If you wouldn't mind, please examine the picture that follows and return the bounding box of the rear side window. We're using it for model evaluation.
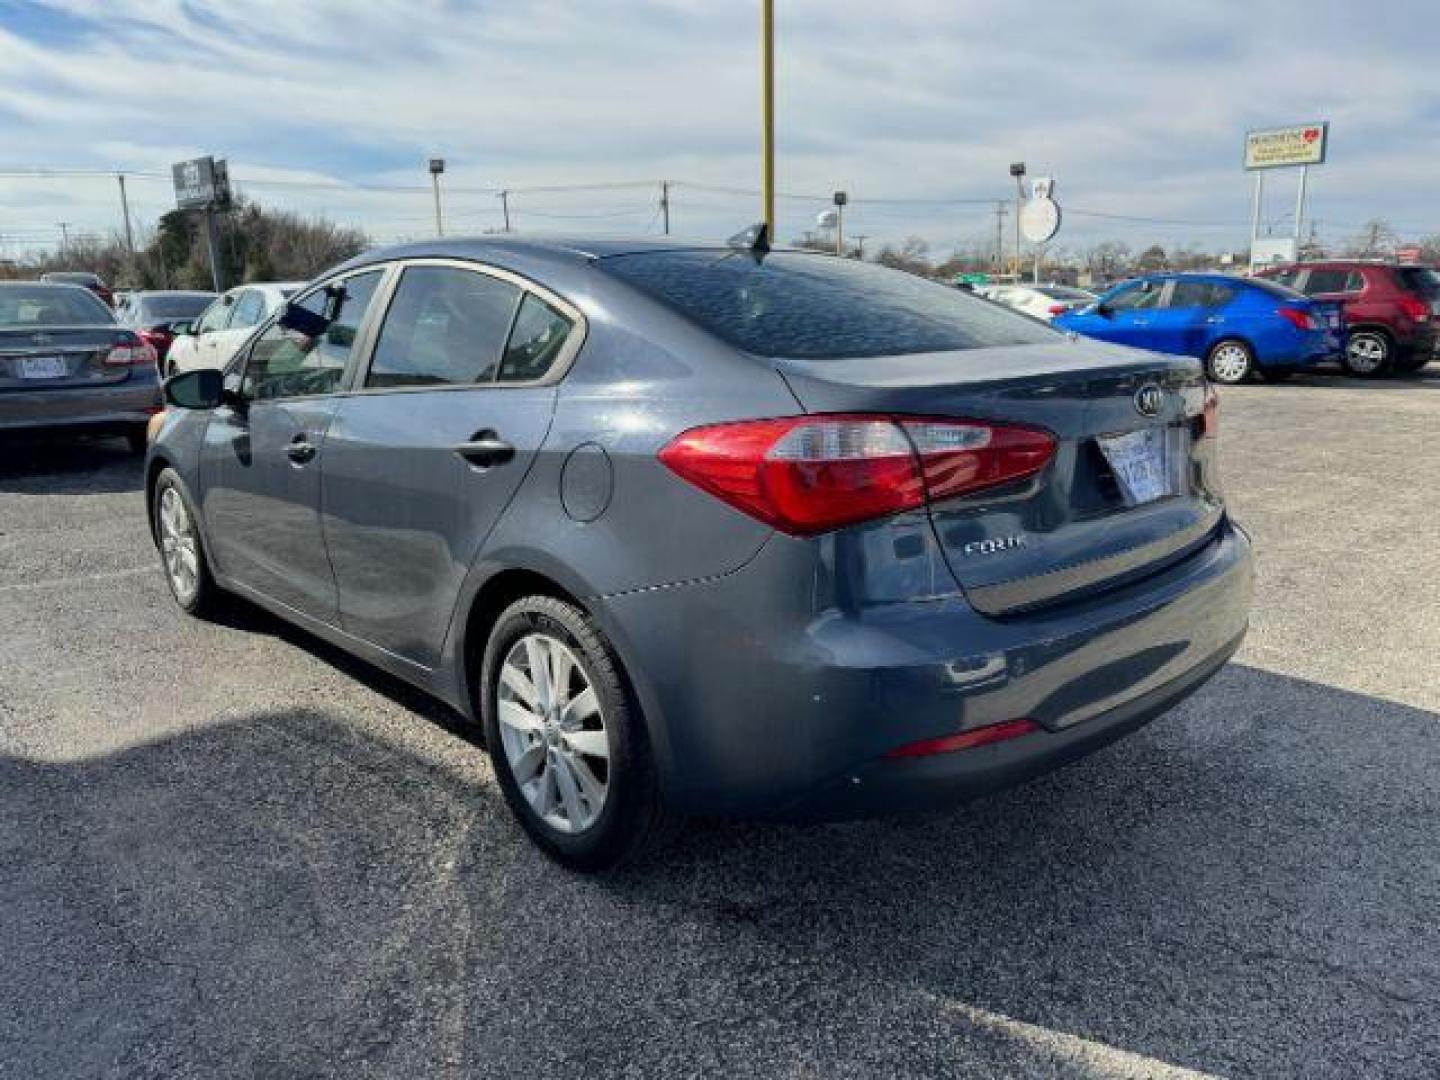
[1397,267,1440,297]
[367,266,522,388]
[500,294,574,382]
[1302,269,1360,295]
[600,251,1056,359]
[1167,281,1234,309]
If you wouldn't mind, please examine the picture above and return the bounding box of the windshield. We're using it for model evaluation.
[600,250,1058,359]
[0,285,115,327]
[44,272,102,287]
[141,294,215,320]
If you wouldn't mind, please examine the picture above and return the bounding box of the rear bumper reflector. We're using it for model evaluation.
[885,718,1040,759]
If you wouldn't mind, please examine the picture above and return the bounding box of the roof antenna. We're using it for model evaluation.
[727,221,770,260]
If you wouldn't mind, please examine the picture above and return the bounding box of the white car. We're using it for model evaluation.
[165,281,303,374]
[975,283,1098,322]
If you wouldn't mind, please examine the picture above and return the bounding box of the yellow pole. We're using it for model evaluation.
[761,0,775,239]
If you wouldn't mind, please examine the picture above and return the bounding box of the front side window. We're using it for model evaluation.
[366,266,522,388]
[230,290,266,328]
[242,270,383,401]
[197,297,234,334]
[601,250,1056,359]
[1105,281,1165,311]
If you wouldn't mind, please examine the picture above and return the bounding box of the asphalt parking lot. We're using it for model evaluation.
[3,369,1438,1079]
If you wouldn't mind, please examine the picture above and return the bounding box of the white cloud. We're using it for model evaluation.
[2,0,1437,259]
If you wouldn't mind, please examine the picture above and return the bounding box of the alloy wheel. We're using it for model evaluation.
[1209,342,1251,383]
[497,632,610,834]
[1346,334,1387,376]
[158,486,200,604]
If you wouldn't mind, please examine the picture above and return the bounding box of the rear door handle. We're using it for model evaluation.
[454,431,515,468]
[286,435,317,464]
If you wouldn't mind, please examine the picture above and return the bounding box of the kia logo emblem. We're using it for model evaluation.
[1134,383,1164,417]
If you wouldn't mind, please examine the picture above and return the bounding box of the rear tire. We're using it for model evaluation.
[1342,330,1393,377]
[1205,339,1255,384]
[152,468,220,617]
[480,595,677,871]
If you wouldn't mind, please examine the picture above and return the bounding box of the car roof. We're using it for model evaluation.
[329,234,797,278]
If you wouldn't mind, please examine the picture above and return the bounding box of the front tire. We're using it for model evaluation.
[1205,339,1255,384]
[152,468,219,616]
[1342,330,1393,377]
[480,596,676,871]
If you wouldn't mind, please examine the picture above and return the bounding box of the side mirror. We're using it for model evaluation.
[164,368,225,410]
[1095,303,1114,318]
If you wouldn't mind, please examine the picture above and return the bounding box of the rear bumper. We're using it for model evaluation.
[0,374,160,432]
[597,516,1254,819]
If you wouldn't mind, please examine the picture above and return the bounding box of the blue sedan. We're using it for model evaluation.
[1055,273,1342,384]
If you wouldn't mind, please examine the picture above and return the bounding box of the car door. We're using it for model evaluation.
[1070,280,1166,347]
[1148,280,1234,357]
[321,260,582,667]
[198,270,386,620]
[172,294,233,371]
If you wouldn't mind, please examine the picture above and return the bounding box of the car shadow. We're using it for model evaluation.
[0,434,145,493]
[3,663,1436,1077]
[1250,364,1440,390]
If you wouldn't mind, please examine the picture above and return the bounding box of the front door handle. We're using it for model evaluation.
[287,435,317,464]
[454,430,515,468]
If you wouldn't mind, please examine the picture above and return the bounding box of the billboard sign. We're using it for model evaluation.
[1250,237,1297,267]
[1244,123,1328,170]
[172,156,232,210]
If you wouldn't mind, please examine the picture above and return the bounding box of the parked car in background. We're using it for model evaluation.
[149,237,1252,869]
[165,281,302,375]
[1258,261,1438,376]
[975,283,1098,321]
[0,282,159,451]
[40,271,114,308]
[115,290,217,367]
[1055,272,1342,384]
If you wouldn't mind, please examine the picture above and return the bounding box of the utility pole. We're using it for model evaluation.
[116,173,135,253]
[1009,162,1027,282]
[760,0,776,240]
[1247,172,1264,273]
[498,190,511,232]
[993,201,1008,272]
[203,209,223,292]
[660,181,671,235]
[56,222,71,255]
[428,158,446,238]
[1293,165,1308,257]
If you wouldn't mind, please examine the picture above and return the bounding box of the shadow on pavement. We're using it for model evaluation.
[0,434,145,494]
[2,664,1436,1077]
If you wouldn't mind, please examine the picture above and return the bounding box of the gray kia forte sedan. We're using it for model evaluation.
[147,236,1253,869]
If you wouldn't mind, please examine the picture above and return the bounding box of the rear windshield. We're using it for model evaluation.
[1245,276,1307,300]
[1397,267,1440,297]
[600,250,1058,358]
[0,286,115,327]
[140,294,215,319]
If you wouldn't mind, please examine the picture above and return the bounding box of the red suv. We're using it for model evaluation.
[1259,261,1439,376]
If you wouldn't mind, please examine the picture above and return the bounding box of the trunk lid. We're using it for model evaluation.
[775,338,1224,615]
[0,326,136,391]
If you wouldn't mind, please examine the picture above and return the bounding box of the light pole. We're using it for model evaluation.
[428,158,445,238]
[760,0,775,241]
[1009,162,1026,281]
[833,190,847,255]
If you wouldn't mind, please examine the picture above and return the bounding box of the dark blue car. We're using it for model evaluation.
[1055,273,1341,384]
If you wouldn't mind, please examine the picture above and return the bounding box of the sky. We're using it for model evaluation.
[2,0,1438,261]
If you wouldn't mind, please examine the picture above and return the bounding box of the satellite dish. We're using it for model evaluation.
[816,208,839,229]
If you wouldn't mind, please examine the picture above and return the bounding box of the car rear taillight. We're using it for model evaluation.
[1047,303,1069,316]
[1277,307,1316,331]
[103,336,158,367]
[1398,294,1430,323]
[658,414,1056,536]
[885,718,1041,759]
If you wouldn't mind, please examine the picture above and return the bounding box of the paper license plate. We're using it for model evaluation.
[1098,427,1174,506]
[19,355,67,379]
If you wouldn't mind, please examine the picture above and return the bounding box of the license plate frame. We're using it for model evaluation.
[1098,426,1177,507]
[18,355,67,380]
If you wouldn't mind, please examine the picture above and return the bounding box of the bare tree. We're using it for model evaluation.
[1344,219,1399,259]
